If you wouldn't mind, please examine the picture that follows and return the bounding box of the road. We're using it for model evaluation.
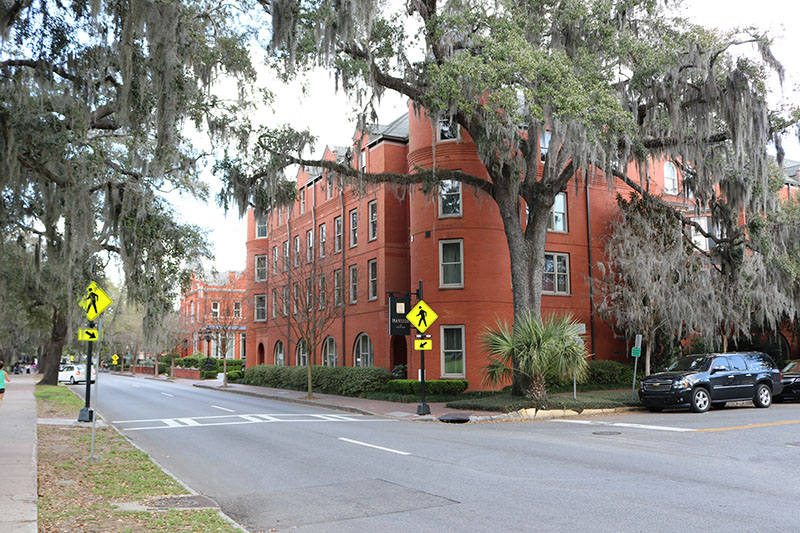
[79,373,800,532]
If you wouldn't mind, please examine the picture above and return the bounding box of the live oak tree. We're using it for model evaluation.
[0,1,256,383]
[217,0,796,394]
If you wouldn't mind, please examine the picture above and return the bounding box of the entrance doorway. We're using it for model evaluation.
[390,336,408,375]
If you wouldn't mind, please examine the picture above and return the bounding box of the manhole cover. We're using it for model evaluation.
[438,413,471,424]
[142,495,218,509]
[787,442,800,447]
[593,431,622,436]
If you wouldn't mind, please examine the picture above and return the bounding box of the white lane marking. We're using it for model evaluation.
[132,384,141,388]
[338,437,411,456]
[161,392,174,397]
[553,419,695,432]
[238,415,262,423]
[112,413,394,430]
[162,419,182,427]
[211,405,235,413]
[177,417,200,426]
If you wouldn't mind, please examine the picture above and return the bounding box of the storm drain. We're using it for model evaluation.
[115,494,219,512]
[592,431,622,436]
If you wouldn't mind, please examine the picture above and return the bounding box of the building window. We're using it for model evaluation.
[300,187,306,213]
[540,131,551,162]
[274,341,284,366]
[292,282,299,314]
[354,333,374,367]
[543,252,570,294]
[282,286,289,316]
[190,302,195,323]
[305,278,312,311]
[334,216,343,253]
[272,246,279,274]
[326,175,334,200]
[664,161,679,194]
[293,236,300,267]
[439,239,464,288]
[296,340,308,366]
[254,295,266,321]
[278,205,283,225]
[306,229,313,263]
[283,240,289,271]
[319,275,326,309]
[438,119,459,141]
[256,216,268,238]
[211,301,220,318]
[359,149,366,172]
[349,209,358,247]
[368,259,377,301]
[334,269,342,306]
[690,216,711,251]
[441,325,465,378]
[368,200,377,240]
[349,265,358,303]
[439,179,462,217]
[548,192,567,232]
[322,336,337,367]
[255,254,267,282]
[271,289,277,318]
[240,332,246,359]
[319,223,327,257]
[233,302,242,318]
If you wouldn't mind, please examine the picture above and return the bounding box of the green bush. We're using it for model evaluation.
[587,360,633,385]
[157,363,167,374]
[201,370,219,379]
[385,379,469,395]
[243,365,391,396]
[226,370,243,381]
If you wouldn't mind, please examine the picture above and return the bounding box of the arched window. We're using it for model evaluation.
[354,333,374,367]
[274,341,285,366]
[664,162,678,194]
[257,342,265,365]
[296,340,308,366]
[322,336,337,367]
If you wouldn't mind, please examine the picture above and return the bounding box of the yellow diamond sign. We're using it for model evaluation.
[77,281,112,321]
[406,300,438,334]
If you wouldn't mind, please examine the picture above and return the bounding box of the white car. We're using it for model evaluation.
[58,364,96,384]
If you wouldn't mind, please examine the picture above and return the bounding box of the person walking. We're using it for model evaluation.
[0,361,10,408]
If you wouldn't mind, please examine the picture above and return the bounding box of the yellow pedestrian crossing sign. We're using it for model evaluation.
[414,339,433,351]
[77,281,112,321]
[112,354,119,364]
[406,300,438,334]
[78,328,100,342]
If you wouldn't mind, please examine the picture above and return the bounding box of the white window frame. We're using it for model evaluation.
[283,240,289,271]
[543,252,570,295]
[368,258,378,301]
[664,161,679,195]
[334,269,342,307]
[256,216,268,238]
[334,216,343,253]
[272,246,279,274]
[278,205,283,225]
[349,264,358,304]
[691,216,711,251]
[282,286,288,316]
[274,341,285,366]
[296,340,308,366]
[326,175,333,200]
[211,301,220,318]
[437,119,460,142]
[349,209,358,247]
[439,239,464,289]
[319,223,327,258]
[353,333,374,367]
[255,254,268,281]
[271,289,277,318]
[441,325,466,378]
[540,131,551,162]
[254,295,266,322]
[293,282,299,314]
[300,187,306,213]
[233,302,242,318]
[293,236,300,267]
[305,277,312,311]
[368,200,378,241]
[322,336,337,367]
[547,192,568,232]
[359,149,366,172]
[306,229,313,263]
[439,179,462,218]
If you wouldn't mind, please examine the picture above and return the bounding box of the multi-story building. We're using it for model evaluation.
[178,271,247,360]
[242,105,710,389]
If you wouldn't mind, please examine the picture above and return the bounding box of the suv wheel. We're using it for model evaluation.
[691,387,710,413]
[753,383,772,408]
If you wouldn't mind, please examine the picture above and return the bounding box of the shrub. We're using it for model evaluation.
[587,360,633,385]
[201,370,219,379]
[223,359,244,371]
[226,370,243,381]
[242,365,391,396]
[385,379,468,396]
[391,364,407,379]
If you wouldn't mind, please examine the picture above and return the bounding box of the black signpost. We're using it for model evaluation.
[78,320,95,422]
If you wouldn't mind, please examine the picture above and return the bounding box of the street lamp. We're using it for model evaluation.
[203,328,213,372]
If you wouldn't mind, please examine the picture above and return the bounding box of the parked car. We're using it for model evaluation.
[638,352,783,413]
[58,364,97,384]
[775,360,800,402]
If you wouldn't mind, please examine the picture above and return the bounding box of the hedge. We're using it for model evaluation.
[243,365,392,396]
[201,370,219,379]
[226,370,243,381]
[385,379,469,396]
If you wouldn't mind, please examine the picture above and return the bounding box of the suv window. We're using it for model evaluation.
[711,357,731,371]
[745,353,775,371]
[728,355,747,371]
[668,356,712,372]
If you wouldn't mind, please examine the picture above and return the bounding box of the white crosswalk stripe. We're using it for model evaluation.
[112,413,393,431]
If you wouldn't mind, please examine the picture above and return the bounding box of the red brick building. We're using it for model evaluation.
[243,105,712,389]
[179,271,247,360]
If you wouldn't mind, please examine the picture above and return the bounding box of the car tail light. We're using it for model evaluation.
[779,370,782,381]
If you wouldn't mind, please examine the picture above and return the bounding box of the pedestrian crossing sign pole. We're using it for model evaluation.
[76,281,113,423]
[405,281,438,415]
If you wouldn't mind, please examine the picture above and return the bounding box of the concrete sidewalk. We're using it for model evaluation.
[0,375,38,533]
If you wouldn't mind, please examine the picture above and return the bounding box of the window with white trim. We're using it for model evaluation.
[359,149,366,172]
[274,341,285,366]
[233,302,241,318]
[334,269,342,307]
[322,336,337,367]
[300,187,306,213]
[690,216,711,251]
[354,333,374,367]
[296,340,308,366]
[334,216,343,253]
[211,301,220,318]
[368,259,378,300]
[664,161,679,194]
[255,254,267,281]
[305,278,312,311]
[272,246,278,274]
[547,192,567,232]
[319,223,326,257]
[278,205,283,225]
[293,235,300,267]
[439,180,462,217]
[254,295,266,321]
[368,200,377,240]
[318,274,326,309]
[306,229,313,263]
[326,176,333,200]
[271,289,277,318]
[349,209,358,247]
[439,239,464,288]
[543,252,570,294]
[283,240,289,271]
[292,282,299,314]
[282,286,288,316]
[438,119,459,141]
[540,131,551,162]
[256,216,268,238]
[441,325,465,377]
[349,265,358,303]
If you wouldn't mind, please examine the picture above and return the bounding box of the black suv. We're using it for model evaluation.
[639,352,783,413]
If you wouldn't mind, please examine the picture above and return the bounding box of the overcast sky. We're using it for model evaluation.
[178,0,800,276]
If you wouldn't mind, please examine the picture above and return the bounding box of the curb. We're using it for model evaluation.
[468,406,641,423]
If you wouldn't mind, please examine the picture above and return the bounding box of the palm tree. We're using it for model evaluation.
[482,313,590,406]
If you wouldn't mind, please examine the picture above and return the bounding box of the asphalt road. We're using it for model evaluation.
[77,373,800,532]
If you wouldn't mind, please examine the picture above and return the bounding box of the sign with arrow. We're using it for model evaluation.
[414,339,432,351]
[405,300,438,334]
[112,354,119,365]
[78,328,100,342]
[77,281,112,321]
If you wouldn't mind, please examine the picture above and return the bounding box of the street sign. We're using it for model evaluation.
[414,339,433,351]
[78,328,100,342]
[388,294,411,335]
[406,300,438,334]
[631,347,641,358]
[112,354,119,364]
[77,281,112,321]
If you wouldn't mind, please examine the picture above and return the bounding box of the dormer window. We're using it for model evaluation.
[438,119,459,141]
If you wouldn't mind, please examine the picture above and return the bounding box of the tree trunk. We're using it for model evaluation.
[38,306,67,386]
[645,330,655,377]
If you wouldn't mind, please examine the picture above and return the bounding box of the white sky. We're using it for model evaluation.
[177,0,800,276]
